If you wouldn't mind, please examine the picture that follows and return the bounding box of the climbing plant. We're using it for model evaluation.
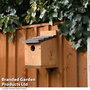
[0,0,29,41]
[1,0,90,52]
[26,0,90,52]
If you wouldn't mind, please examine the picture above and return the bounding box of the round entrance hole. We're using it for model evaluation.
[31,45,35,51]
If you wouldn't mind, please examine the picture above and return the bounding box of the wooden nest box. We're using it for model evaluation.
[22,30,58,68]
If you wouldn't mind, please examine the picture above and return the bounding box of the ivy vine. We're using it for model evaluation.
[1,0,90,52]
[26,0,90,52]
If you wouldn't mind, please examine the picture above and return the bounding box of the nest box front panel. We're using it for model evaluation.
[25,44,41,67]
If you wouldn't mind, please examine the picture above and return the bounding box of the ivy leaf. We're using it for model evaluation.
[16,0,23,5]
[65,34,75,42]
[83,31,90,38]
[84,1,88,8]
[62,0,69,5]
[58,24,69,35]
[49,17,53,25]
[58,24,63,35]
[78,46,86,52]
[58,11,63,20]
[71,43,80,50]
[31,12,36,17]
[4,17,9,28]
[10,15,19,20]
[40,8,46,19]
[25,15,30,23]
[82,15,89,24]
[75,24,83,38]
[74,14,82,22]
[8,34,14,42]
[69,28,75,35]
[53,12,58,17]
[67,3,72,9]
[78,7,86,13]
[29,18,36,25]
[3,28,6,35]
[68,20,76,29]
[68,12,74,19]
[71,44,75,50]
[75,43,81,50]
[9,25,16,34]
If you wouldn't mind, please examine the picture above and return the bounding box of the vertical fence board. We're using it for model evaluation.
[16,29,27,86]
[63,37,78,87]
[49,25,63,87]
[0,33,7,87]
[7,33,16,85]
[26,27,38,87]
[79,52,87,87]
[37,26,50,87]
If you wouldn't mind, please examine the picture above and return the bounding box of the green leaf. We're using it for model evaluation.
[67,3,72,9]
[40,8,46,19]
[27,9,31,14]
[74,14,82,21]
[58,11,63,20]
[58,24,69,35]
[78,46,86,52]
[25,15,30,23]
[8,34,14,42]
[83,31,90,38]
[32,12,36,17]
[69,28,75,35]
[16,0,23,5]
[49,17,53,26]
[75,43,81,50]
[71,44,75,50]
[68,20,76,29]
[3,28,6,35]
[68,12,74,19]
[58,24,63,35]
[62,0,69,5]
[10,15,19,20]
[53,12,58,17]
[9,25,16,34]
[4,17,9,28]
[75,24,83,38]
[82,15,89,24]
[84,1,88,8]
[78,7,86,13]
[65,34,75,42]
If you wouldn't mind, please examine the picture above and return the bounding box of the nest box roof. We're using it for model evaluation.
[22,35,56,44]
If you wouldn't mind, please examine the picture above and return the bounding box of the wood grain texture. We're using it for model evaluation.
[78,52,87,87]
[63,37,78,87]
[49,25,64,87]
[26,27,38,87]
[0,33,7,87]
[37,26,50,87]
[7,33,16,85]
[16,29,27,87]
[38,69,49,87]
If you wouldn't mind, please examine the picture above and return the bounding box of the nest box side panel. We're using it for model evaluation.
[25,44,41,67]
[41,37,58,67]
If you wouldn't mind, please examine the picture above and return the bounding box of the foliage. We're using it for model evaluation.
[0,0,29,41]
[26,0,90,52]
[0,0,90,52]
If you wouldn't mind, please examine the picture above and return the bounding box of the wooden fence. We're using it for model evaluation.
[0,23,87,87]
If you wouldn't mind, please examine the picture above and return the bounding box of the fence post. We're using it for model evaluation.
[87,28,90,87]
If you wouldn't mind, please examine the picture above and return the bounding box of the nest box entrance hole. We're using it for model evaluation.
[31,45,35,51]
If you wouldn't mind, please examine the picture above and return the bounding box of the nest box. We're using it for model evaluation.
[22,30,58,68]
